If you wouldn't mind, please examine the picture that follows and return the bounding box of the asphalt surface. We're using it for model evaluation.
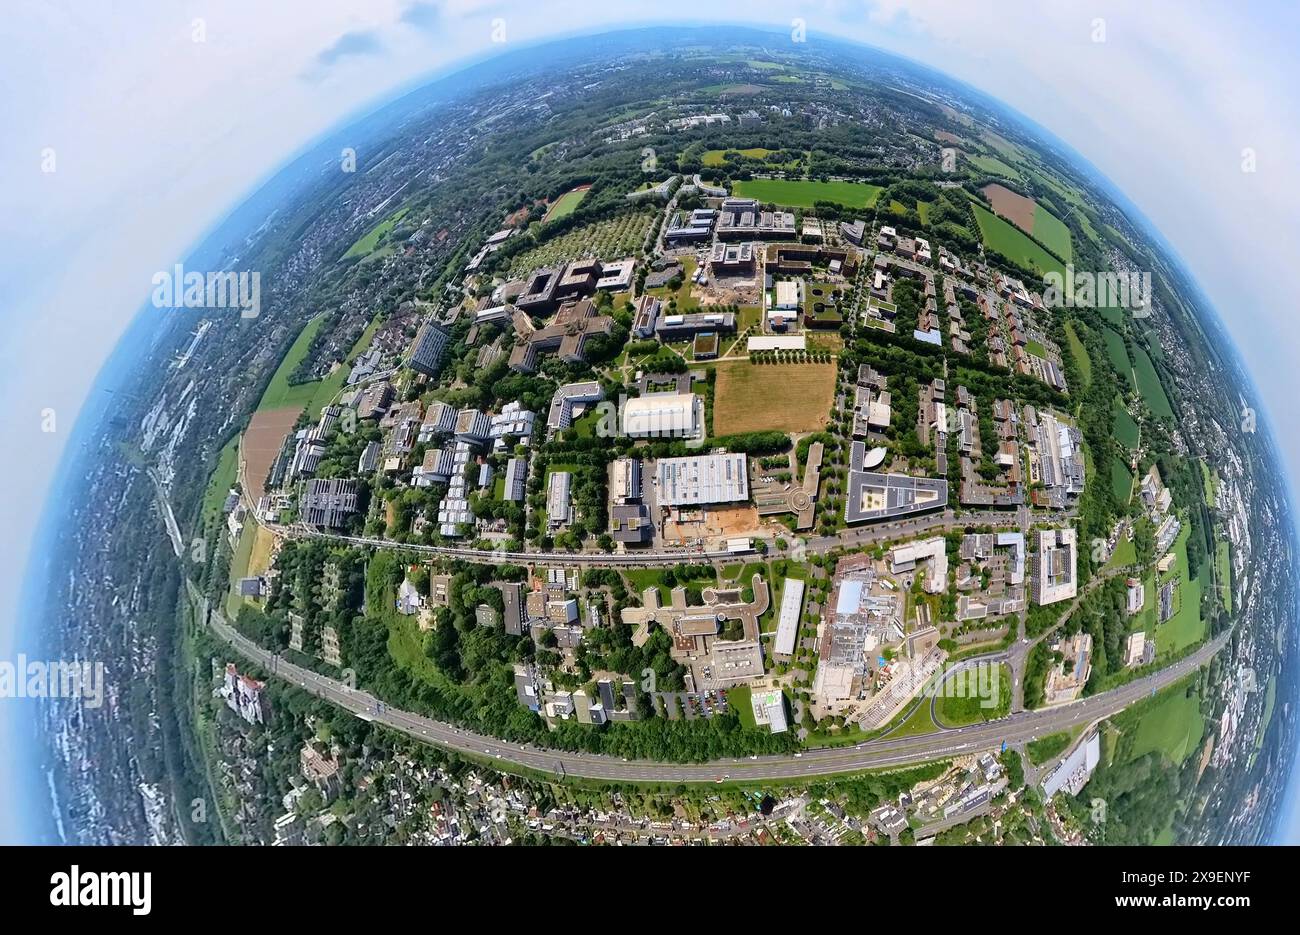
[191,578,1225,784]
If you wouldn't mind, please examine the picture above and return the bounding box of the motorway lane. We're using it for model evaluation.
[192,578,1225,784]
[265,507,1027,569]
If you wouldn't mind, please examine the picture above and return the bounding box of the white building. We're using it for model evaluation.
[622,393,703,439]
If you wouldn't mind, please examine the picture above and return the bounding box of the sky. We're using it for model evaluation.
[2,1,1298,842]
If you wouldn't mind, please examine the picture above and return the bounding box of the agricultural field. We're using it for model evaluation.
[1154,527,1207,655]
[509,209,657,274]
[343,206,409,259]
[966,153,1022,181]
[981,183,1036,231]
[713,361,837,435]
[1032,203,1074,262]
[732,177,883,209]
[1131,343,1174,418]
[542,185,589,222]
[1110,456,1133,504]
[1113,398,1140,448]
[981,183,1073,260]
[1064,321,1091,386]
[971,203,1065,278]
[1102,326,1133,388]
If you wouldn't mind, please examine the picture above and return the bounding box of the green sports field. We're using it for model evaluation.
[543,186,589,221]
[732,178,883,209]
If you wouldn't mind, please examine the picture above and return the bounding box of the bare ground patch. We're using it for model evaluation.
[982,183,1037,234]
[242,406,301,503]
[713,361,837,435]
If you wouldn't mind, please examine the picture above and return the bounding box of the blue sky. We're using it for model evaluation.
[2,1,1298,842]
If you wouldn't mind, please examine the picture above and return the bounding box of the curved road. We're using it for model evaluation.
[191,579,1224,783]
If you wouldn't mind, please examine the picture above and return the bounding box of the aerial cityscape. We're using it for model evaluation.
[4,5,1299,867]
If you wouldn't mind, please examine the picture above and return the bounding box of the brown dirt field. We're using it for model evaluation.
[247,525,279,577]
[242,406,302,503]
[982,183,1037,234]
[934,130,963,145]
[664,504,760,543]
[713,362,837,435]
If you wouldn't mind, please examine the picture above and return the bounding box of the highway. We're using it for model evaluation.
[262,505,1030,569]
[191,578,1225,784]
[155,476,1219,784]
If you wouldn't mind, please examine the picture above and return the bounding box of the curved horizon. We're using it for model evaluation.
[4,5,1298,845]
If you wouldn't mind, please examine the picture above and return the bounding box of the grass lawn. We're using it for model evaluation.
[201,436,240,533]
[645,256,700,311]
[224,520,257,618]
[621,567,674,604]
[1154,526,1206,655]
[257,311,384,416]
[1199,460,1219,508]
[1113,398,1140,449]
[344,207,408,259]
[1216,539,1232,614]
[1102,327,1133,389]
[1127,688,1204,766]
[543,186,589,222]
[1064,321,1091,387]
[1110,456,1133,504]
[1131,343,1174,418]
[256,315,327,411]
[246,525,277,577]
[703,147,774,166]
[1256,676,1277,749]
[966,153,1022,180]
[1027,730,1075,765]
[1105,533,1137,570]
[934,663,1011,725]
[1031,203,1073,262]
[732,178,883,209]
[713,361,836,435]
[728,685,755,728]
[971,203,1065,278]
[1025,338,1048,358]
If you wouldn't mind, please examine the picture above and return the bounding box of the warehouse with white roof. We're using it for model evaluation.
[621,392,703,439]
[773,578,805,657]
[655,453,749,506]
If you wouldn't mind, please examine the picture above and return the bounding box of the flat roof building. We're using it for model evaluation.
[299,478,360,528]
[655,452,749,506]
[408,318,451,378]
[844,441,947,524]
[1035,527,1078,605]
[622,393,703,439]
[774,578,805,657]
[546,471,573,530]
